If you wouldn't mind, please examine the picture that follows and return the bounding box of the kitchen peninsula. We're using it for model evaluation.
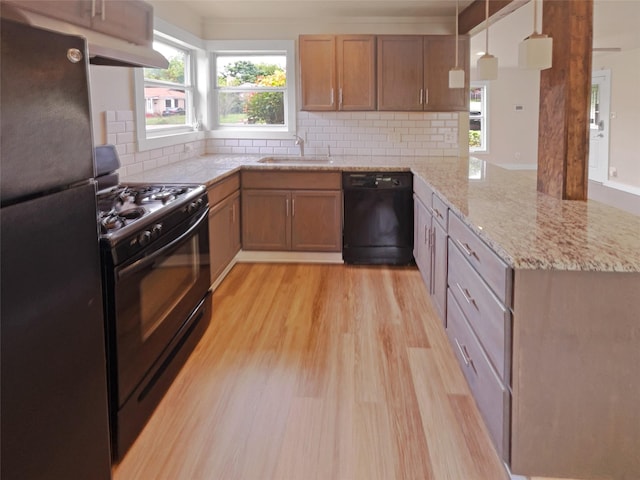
[124,154,640,480]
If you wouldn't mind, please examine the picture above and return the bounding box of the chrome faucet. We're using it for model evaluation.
[293,134,304,157]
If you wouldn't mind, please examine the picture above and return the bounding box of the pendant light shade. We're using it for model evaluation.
[449,68,465,88]
[518,0,553,70]
[477,0,498,80]
[448,0,465,89]
[477,54,498,80]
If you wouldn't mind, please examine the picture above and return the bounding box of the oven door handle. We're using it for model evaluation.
[117,207,209,280]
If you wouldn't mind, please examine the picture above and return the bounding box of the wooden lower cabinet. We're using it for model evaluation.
[241,189,290,251]
[290,191,341,251]
[207,174,241,284]
[208,191,241,282]
[241,171,342,253]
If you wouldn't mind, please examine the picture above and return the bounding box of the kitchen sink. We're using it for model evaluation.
[257,155,333,164]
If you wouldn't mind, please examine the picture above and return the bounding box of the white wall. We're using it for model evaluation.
[89,66,133,145]
[469,68,540,169]
[592,48,640,189]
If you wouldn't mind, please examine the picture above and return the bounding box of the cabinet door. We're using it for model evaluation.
[10,1,92,27]
[424,35,470,112]
[291,190,342,252]
[377,36,423,111]
[208,191,240,283]
[413,196,433,291]
[242,190,290,251]
[230,193,241,256]
[337,35,376,111]
[300,35,336,111]
[92,0,153,46]
[432,219,448,323]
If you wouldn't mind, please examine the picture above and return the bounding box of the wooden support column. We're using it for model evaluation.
[537,0,593,200]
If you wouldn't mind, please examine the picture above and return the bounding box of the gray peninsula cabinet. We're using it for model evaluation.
[414,175,640,479]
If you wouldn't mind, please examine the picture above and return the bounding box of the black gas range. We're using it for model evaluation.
[97,183,207,264]
[95,146,212,461]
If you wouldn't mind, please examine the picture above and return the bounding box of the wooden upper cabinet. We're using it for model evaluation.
[378,35,469,112]
[300,34,376,111]
[8,0,153,46]
[300,35,337,111]
[377,36,424,111]
[91,0,153,47]
[424,35,470,112]
[336,35,376,111]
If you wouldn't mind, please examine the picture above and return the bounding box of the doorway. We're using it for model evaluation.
[588,70,611,183]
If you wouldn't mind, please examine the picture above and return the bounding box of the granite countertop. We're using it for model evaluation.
[123,154,640,273]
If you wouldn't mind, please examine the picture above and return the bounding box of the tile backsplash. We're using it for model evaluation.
[105,110,460,177]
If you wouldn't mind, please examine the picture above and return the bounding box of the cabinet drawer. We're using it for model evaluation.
[448,213,511,305]
[242,171,341,190]
[208,173,240,205]
[432,194,448,230]
[413,175,433,209]
[446,289,510,461]
[448,239,510,381]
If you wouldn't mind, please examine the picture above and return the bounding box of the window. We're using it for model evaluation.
[142,37,194,134]
[209,41,296,139]
[469,83,488,152]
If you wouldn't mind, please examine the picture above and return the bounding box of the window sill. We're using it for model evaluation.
[207,127,295,140]
[138,130,205,151]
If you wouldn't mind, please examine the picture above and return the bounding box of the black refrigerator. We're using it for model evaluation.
[1,18,112,480]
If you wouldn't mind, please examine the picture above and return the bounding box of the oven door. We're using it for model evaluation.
[113,207,210,408]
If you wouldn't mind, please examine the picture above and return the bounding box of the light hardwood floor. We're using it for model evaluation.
[112,263,568,480]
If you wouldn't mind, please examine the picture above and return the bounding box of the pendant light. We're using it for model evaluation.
[518,0,553,69]
[448,0,465,88]
[477,0,498,80]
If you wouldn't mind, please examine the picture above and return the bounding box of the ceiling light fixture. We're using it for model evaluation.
[448,0,465,89]
[518,0,553,69]
[477,0,498,80]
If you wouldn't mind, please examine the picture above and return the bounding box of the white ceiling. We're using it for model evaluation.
[469,0,640,67]
[168,0,475,20]
[168,0,640,65]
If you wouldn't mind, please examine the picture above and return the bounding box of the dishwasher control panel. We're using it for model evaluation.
[343,172,412,189]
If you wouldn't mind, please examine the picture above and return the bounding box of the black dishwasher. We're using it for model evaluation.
[342,172,414,265]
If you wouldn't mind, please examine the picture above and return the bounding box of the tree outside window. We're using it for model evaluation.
[215,55,286,126]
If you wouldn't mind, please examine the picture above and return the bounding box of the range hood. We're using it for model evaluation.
[1,5,168,69]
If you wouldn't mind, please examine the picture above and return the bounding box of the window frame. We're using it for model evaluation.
[469,82,489,153]
[134,19,205,151]
[207,40,297,140]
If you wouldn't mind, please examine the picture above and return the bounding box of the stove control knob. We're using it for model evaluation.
[138,230,152,247]
[187,200,200,214]
[152,223,163,237]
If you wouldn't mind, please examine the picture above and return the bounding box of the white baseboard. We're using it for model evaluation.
[236,250,344,264]
[602,179,640,196]
[209,255,240,292]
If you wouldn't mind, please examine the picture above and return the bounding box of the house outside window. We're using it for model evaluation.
[142,38,193,132]
[208,40,296,139]
[470,83,488,152]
